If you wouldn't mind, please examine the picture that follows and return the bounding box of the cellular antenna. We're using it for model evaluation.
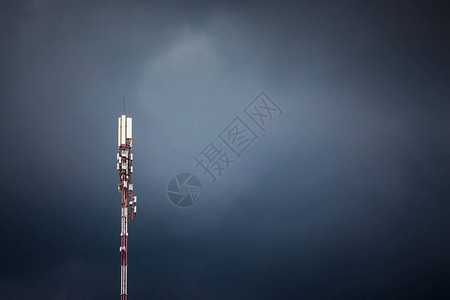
[117,110,136,300]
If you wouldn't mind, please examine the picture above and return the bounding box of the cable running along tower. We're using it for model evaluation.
[117,112,137,300]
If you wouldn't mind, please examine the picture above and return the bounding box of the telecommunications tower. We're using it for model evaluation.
[117,113,137,300]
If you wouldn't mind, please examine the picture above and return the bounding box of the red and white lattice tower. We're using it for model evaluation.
[117,114,137,300]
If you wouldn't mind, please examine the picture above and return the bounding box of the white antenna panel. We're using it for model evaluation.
[126,117,132,139]
[121,115,126,145]
[117,117,121,147]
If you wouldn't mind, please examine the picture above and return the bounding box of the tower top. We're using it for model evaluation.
[118,115,132,148]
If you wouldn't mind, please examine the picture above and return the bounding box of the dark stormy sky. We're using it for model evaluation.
[1,1,449,299]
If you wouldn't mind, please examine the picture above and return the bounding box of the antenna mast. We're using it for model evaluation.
[117,108,137,300]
